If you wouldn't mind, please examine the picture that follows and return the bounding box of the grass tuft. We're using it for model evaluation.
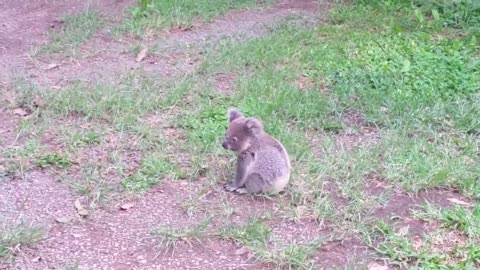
[37,8,104,56]
[0,221,45,260]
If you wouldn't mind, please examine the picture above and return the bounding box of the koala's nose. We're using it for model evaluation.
[222,140,228,149]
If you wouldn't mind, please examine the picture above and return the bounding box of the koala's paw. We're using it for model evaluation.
[235,187,248,194]
[224,183,238,192]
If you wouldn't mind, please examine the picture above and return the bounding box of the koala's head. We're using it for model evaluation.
[222,108,264,152]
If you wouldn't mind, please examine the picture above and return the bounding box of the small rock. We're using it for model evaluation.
[368,262,389,270]
[44,63,59,70]
[136,48,148,62]
[120,202,135,210]
[55,217,72,223]
[13,108,28,117]
[234,247,249,256]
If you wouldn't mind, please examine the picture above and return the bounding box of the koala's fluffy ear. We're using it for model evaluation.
[227,108,243,123]
[245,118,263,134]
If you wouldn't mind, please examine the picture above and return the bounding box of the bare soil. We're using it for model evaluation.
[0,0,471,269]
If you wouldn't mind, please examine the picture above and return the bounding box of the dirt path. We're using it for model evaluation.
[0,0,132,84]
[0,1,344,269]
[1,0,329,87]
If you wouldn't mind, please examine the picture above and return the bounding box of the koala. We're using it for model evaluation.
[222,108,291,194]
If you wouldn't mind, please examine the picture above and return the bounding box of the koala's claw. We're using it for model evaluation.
[224,183,237,192]
[235,188,248,194]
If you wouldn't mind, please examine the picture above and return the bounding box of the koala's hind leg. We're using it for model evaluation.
[243,173,267,193]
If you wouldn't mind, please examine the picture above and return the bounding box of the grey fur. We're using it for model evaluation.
[222,109,291,194]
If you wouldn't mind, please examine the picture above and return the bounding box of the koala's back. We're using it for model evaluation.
[250,135,290,191]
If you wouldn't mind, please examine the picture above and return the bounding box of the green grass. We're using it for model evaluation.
[36,152,71,169]
[0,221,45,259]
[2,139,43,180]
[362,217,480,269]
[414,202,480,239]
[256,240,323,270]
[220,218,323,269]
[152,217,212,251]
[12,73,190,129]
[118,0,267,37]
[37,9,104,56]
[67,164,116,207]
[6,0,480,268]
[220,217,271,249]
[121,155,179,192]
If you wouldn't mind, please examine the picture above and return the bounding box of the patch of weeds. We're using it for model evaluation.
[69,130,102,148]
[69,165,115,207]
[152,217,212,251]
[118,0,265,37]
[413,202,480,239]
[37,9,104,56]
[220,217,271,250]
[0,220,45,259]
[412,0,480,30]
[37,74,190,129]
[257,241,322,270]
[121,156,176,192]
[36,152,71,169]
[331,34,480,131]
[180,104,228,151]
[180,187,212,218]
[2,140,44,179]
[362,219,480,269]
[379,131,479,193]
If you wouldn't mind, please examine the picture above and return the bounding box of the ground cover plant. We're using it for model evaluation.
[0,0,478,268]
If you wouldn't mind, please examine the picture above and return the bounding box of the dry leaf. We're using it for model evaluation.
[45,63,59,70]
[368,262,389,270]
[78,209,89,216]
[74,199,84,211]
[13,108,28,116]
[234,247,249,256]
[55,217,72,223]
[74,199,88,216]
[33,95,45,108]
[447,198,472,207]
[136,48,148,62]
[120,202,135,210]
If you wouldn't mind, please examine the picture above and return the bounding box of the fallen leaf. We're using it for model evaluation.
[74,199,88,216]
[319,241,339,251]
[78,209,89,216]
[33,95,45,108]
[120,202,135,210]
[74,199,84,211]
[447,198,472,207]
[55,217,72,223]
[136,48,148,62]
[368,262,389,270]
[13,108,29,116]
[235,247,249,255]
[45,63,59,70]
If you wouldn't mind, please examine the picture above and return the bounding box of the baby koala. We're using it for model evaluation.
[222,108,291,194]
